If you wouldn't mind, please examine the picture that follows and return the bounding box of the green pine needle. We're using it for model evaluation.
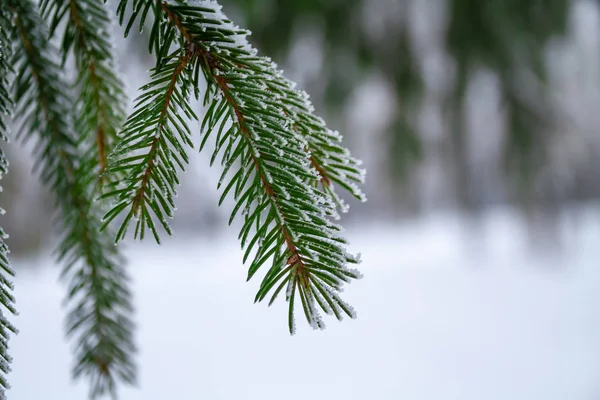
[106,0,366,334]
[100,46,198,242]
[0,0,367,397]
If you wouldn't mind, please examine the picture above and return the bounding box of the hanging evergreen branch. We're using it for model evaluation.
[40,0,128,188]
[9,0,135,397]
[0,7,17,399]
[107,0,366,333]
[99,40,197,242]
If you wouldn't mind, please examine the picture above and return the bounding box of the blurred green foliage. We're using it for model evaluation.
[224,0,576,209]
[447,0,569,206]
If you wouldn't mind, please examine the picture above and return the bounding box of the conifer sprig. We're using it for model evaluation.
[100,44,197,242]
[40,0,128,188]
[9,0,135,397]
[108,0,366,333]
[0,7,17,399]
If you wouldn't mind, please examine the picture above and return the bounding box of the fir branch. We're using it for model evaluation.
[107,0,366,333]
[9,0,135,397]
[0,7,18,399]
[40,0,128,186]
[159,1,366,212]
[100,44,197,242]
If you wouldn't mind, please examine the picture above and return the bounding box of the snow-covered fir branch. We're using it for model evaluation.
[107,0,366,334]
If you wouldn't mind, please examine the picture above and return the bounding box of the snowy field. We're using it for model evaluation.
[7,207,600,400]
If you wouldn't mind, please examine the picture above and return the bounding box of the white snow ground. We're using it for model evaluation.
[7,207,600,400]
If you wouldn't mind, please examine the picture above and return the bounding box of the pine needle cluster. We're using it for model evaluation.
[0,0,365,397]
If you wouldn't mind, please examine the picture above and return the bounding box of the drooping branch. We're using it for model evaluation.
[101,45,197,242]
[161,1,366,211]
[167,1,363,332]
[10,1,135,397]
[40,0,128,185]
[105,0,365,334]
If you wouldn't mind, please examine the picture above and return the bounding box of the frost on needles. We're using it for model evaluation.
[105,0,367,334]
[0,7,17,400]
[0,0,366,397]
